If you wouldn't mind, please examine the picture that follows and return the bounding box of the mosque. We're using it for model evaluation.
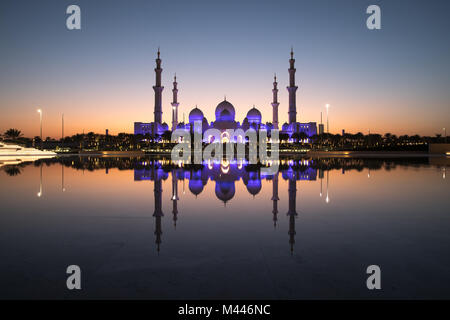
[134,48,317,141]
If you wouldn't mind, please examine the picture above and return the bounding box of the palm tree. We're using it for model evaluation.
[298,132,308,143]
[4,128,22,140]
[4,166,22,176]
[291,132,301,143]
[279,133,289,143]
[162,130,172,142]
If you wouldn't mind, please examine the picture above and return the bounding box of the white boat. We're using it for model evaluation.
[0,155,56,168]
[0,142,57,157]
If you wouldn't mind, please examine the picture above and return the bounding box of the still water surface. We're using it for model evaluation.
[0,156,449,299]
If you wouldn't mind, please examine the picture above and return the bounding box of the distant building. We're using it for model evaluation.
[318,123,324,135]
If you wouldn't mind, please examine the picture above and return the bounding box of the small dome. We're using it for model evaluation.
[215,100,235,122]
[247,106,261,123]
[246,179,262,196]
[189,106,204,123]
[189,179,204,196]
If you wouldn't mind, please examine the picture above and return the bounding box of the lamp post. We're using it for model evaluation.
[62,165,66,192]
[37,109,42,149]
[320,175,323,197]
[37,163,42,197]
[325,104,330,134]
[444,127,446,143]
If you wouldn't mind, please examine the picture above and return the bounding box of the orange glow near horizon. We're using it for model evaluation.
[1,84,447,138]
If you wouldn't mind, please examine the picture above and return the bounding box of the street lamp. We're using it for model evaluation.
[37,163,42,197]
[320,176,323,197]
[444,127,446,143]
[325,104,330,134]
[37,109,42,149]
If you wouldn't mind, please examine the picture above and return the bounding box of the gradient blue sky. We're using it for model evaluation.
[1,0,449,137]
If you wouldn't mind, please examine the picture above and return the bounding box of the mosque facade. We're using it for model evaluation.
[134,49,317,141]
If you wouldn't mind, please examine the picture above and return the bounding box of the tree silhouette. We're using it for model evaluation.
[162,130,172,142]
[279,133,289,143]
[298,132,308,142]
[3,166,22,176]
[4,128,22,140]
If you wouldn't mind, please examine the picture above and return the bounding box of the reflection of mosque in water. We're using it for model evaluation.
[7,156,440,253]
[135,160,318,254]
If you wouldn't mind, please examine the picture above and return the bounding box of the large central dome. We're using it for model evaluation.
[215,181,235,203]
[215,100,235,122]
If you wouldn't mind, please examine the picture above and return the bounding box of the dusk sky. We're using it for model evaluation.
[1,0,449,138]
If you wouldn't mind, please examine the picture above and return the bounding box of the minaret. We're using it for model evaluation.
[271,172,279,227]
[171,74,179,131]
[287,173,297,216]
[319,168,324,197]
[287,47,298,124]
[171,170,179,228]
[271,74,279,130]
[61,165,65,192]
[153,175,164,253]
[287,171,298,254]
[155,213,162,253]
[288,211,296,255]
[153,48,164,126]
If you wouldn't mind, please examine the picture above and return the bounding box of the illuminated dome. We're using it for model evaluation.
[215,100,235,122]
[246,179,262,196]
[246,106,261,124]
[189,179,204,196]
[215,181,235,203]
[243,172,261,196]
[189,106,204,123]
